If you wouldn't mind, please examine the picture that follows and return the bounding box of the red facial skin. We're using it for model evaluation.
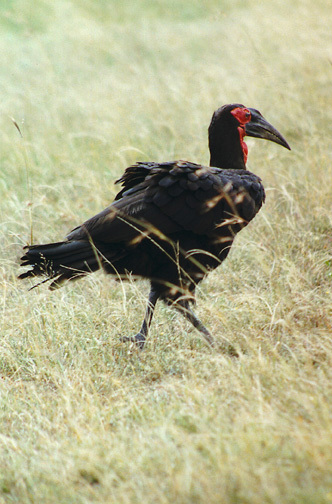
[230,107,251,165]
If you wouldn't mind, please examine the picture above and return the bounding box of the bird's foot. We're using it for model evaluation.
[201,334,238,357]
[217,338,239,357]
[120,333,146,350]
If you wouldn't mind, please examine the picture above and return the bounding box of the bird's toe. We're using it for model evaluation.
[120,333,146,350]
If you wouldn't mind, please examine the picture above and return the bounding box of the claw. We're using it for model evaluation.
[120,333,146,350]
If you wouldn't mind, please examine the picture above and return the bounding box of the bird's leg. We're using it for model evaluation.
[121,287,159,350]
[176,298,238,355]
[175,298,214,346]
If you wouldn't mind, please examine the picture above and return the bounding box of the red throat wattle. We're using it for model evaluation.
[231,107,251,165]
[238,126,248,164]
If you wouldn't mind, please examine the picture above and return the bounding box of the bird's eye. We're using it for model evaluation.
[230,107,251,124]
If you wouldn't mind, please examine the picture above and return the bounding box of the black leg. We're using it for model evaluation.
[176,298,238,355]
[121,286,159,350]
[176,298,214,346]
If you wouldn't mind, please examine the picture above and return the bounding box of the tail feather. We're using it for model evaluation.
[18,240,102,287]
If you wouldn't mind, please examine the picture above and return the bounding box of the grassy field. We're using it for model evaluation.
[1,0,332,502]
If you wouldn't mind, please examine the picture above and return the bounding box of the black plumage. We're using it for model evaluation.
[19,104,290,348]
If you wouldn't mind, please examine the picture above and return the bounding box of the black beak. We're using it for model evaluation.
[246,108,291,150]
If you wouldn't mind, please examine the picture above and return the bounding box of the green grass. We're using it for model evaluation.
[1,0,332,502]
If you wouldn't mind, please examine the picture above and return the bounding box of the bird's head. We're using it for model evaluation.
[208,103,291,170]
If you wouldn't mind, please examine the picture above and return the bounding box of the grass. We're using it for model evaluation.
[1,0,332,502]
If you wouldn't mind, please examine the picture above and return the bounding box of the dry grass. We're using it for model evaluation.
[1,0,332,502]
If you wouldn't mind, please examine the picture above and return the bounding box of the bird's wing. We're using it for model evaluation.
[66,161,265,244]
[113,161,167,200]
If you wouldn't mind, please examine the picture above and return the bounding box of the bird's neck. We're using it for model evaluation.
[208,128,247,170]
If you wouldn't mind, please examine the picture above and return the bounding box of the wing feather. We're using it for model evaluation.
[67,161,265,246]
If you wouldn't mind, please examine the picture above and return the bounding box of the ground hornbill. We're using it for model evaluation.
[19,104,290,349]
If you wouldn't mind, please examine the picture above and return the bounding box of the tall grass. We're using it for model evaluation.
[1,0,332,502]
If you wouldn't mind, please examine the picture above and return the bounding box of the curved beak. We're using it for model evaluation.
[246,108,291,150]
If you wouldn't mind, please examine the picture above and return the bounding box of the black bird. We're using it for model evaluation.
[19,104,290,348]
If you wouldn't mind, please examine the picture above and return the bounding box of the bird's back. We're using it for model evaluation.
[81,160,265,241]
